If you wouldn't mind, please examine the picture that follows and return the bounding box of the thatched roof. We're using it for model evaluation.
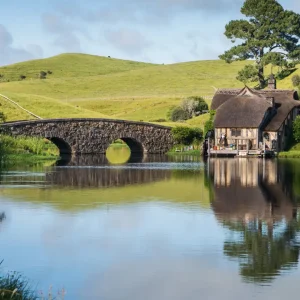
[212,87,300,130]
[214,87,272,128]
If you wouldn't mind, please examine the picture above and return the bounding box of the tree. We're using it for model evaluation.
[181,96,208,118]
[236,65,258,84]
[219,0,300,88]
[293,116,300,142]
[292,74,300,87]
[167,106,189,122]
[171,127,203,145]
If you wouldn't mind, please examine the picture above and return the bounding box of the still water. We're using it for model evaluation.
[0,151,300,299]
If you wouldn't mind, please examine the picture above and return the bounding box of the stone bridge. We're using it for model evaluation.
[2,118,174,155]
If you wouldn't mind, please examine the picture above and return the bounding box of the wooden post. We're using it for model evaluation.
[246,139,249,155]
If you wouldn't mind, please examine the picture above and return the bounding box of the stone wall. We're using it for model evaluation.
[2,118,174,154]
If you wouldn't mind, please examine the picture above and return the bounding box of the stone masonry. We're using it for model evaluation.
[2,118,175,154]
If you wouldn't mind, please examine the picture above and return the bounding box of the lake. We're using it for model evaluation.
[0,152,300,299]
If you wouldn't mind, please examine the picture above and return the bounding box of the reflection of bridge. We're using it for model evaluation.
[2,119,174,155]
[46,166,172,188]
[46,154,175,188]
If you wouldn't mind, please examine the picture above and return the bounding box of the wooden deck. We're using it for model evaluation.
[209,149,270,157]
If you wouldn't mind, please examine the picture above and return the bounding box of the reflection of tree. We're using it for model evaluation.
[207,158,300,284]
[223,219,300,283]
[0,212,5,223]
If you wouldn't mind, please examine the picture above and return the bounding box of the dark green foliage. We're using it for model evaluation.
[0,271,37,300]
[292,75,300,87]
[181,96,208,118]
[276,68,296,80]
[39,71,47,79]
[47,70,52,75]
[0,112,6,123]
[204,110,216,135]
[167,106,189,122]
[167,97,208,122]
[171,126,203,145]
[236,65,258,83]
[19,75,26,80]
[293,116,300,142]
[219,0,300,88]
[204,119,214,135]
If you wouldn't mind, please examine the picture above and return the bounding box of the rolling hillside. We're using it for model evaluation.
[0,53,298,126]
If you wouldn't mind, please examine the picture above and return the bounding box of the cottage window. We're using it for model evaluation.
[231,129,241,137]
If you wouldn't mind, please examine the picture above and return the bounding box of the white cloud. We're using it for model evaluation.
[41,13,84,52]
[104,28,152,55]
[0,25,43,66]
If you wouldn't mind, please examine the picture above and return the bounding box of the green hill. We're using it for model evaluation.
[0,53,155,81]
[0,53,298,127]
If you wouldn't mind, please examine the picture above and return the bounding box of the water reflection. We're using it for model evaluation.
[206,158,300,284]
[0,212,5,223]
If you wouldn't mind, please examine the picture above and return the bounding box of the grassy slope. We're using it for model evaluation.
[0,53,155,80]
[0,53,298,127]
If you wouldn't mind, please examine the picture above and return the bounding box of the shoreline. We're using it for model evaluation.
[2,153,59,166]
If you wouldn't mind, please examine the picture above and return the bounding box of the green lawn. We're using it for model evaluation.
[0,53,298,128]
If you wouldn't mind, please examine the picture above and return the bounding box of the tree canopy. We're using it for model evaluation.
[219,0,300,88]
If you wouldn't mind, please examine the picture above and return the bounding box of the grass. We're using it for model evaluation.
[0,135,59,165]
[278,151,300,158]
[0,53,299,129]
[0,53,155,81]
[0,271,37,300]
[168,150,201,156]
[0,270,65,300]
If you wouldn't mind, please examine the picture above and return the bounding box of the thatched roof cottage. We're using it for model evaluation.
[211,78,299,152]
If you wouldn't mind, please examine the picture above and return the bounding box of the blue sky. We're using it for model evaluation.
[0,0,299,66]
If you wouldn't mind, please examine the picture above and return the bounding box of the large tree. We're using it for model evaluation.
[219,0,300,88]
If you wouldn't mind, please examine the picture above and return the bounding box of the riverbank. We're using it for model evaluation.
[167,150,201,156]
[278,151,300,158]
[278,142,300,158]
[0,135,59,166]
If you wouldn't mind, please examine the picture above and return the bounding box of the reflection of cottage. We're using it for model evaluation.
[211,77,299,153]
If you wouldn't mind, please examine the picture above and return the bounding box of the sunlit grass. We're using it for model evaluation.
[0,53,298,125]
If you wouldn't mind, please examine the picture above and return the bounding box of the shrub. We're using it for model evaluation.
[167,106,189,122]
[47,70,52,75]
[293,116,300,142]
[19,75,26,80]
[39,71,47,79]
[181,96,208,118]
[292,75,300,87]
[171,126,203,145]
[204,110,216,135]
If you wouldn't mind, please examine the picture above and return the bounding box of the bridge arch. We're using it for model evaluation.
[119,137,145,154]
[46,137,72,155]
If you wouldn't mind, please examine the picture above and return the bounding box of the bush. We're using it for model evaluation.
[181,96,208,118]
[204,110,216,135]
[19,75,26,80]
[167,106,189,122]
[292,75,300,87]
[293,116,300,142]
[39,71,47,79]
[171,126,203,145]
